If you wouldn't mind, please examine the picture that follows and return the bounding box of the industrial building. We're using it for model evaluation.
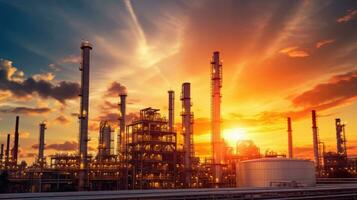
[1,42,357,195]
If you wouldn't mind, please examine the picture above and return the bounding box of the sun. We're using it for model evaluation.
[222,127,246,148]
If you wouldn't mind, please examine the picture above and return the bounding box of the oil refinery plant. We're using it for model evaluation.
[1,42,357,199]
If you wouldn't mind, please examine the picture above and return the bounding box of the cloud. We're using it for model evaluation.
[53,115,70,125]
[316,39,335,48]
[33,72,55,81]
[337,9,357,23]
[0,59,80,103]
[100,100,118,110]
[105,81,127,97]
[45,141,77,151]
[279,46,309,58]
[0,106,51,115]
[59,55,81,64]
[292,70,357,108]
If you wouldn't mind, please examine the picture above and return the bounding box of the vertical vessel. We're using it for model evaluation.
[78,41,92,190]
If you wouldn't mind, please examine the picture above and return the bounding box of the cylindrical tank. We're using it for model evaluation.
[237,158,315,188]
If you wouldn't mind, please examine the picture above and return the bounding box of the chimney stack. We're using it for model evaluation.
[181,83,194,187]
[312,110,320,168]
[168,90,175,132]
[5,133,10,168]
[335,118,347,157]
[211,51,223,184]
[118,93,127,157]
[12,116,19,165]
[287,117,293,158]
[38,122,46,168]
[78,41,92,191]
[0,144,3,162]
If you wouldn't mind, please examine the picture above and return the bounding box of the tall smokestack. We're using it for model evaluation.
[0,144,3,162]
[78,41,92,190]
[118,93,127,157]
[211,51,223,184]
[38,122,46,168]
[12,115,19,164]
[168,90,175,132]
[181,83,193,187]
[287,117,293,158]
[312,110,319,168]
[335,118,347,156]
[5,134,10,168]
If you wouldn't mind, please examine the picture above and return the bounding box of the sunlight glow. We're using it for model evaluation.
[222,127,247,148]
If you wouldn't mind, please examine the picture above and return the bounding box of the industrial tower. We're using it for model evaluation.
[335,118,347,157]
[312,110,320,169]
[38,122,46,168]
[181,83,194,187]
[168,90,175,132]
[78,41,92,191]
[211,51,223,184]
[118,93,127,158]
[12,116,20,165]
[287,117,293,158]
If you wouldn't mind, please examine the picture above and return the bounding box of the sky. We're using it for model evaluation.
[0,0,357,164]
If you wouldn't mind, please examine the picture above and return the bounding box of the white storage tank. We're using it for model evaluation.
[237,158,316,188]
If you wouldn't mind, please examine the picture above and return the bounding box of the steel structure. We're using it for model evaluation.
[78,41,92,190]
[97,121,112,160]
[181,83,194,187]
[38,122,47,168]
[126,107,177,189]
[168,90,175,132]
[335,118,347,157]
[12,116,19,165]
[312,110,320,169]
[287,117,293,158]
[5,133,10,169]
[211,51,224,185]
[118,93,127,158]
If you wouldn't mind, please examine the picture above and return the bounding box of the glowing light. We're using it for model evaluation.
[222,128,246,147]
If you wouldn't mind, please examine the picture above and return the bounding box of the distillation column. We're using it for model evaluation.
[211,51,223,184]
[312,110,320,169]
[168,90,175,132]
[78,41,92,191]
[12,116,19,165]
[181,83,193,187]
[335,118,347,157]
[118,93,127,158]
[287,117,293,158]
[98,121,112,159]
[38,122,46,168]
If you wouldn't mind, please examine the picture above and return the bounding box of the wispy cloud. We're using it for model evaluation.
[337,9,357,23]
[316,39,335,48]
[279,46,309,58]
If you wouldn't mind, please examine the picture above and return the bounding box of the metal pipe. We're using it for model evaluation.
[78,41,92,191]
[287,117,293,158]
[181,83,193,187]
[168,90,175,132]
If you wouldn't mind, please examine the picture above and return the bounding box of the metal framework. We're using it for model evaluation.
[126,107,177,189]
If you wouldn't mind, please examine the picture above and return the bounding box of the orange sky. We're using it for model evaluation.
[0,0,357,164]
